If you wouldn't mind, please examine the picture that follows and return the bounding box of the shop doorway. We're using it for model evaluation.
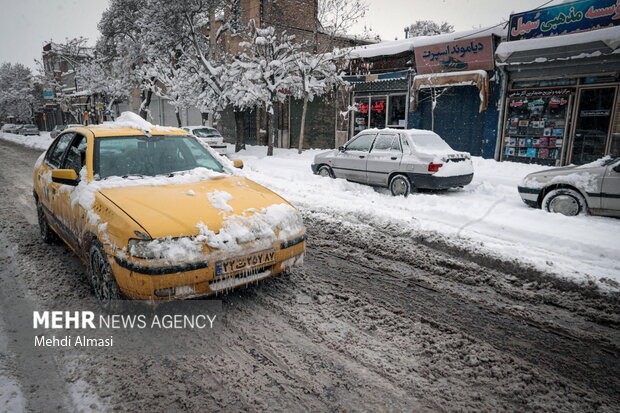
[570,87,617,165]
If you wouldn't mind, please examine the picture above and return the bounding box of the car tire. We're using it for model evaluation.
[390,174,412,197]
[317,165,334,178]
[542,188,587,216]
[36,200,59,244]
[88,240,122,308]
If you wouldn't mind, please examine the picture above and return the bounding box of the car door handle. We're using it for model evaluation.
[390,156,398,160]
[359,155,365,159]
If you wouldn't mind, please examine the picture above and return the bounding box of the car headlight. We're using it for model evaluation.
[128,238,160,259]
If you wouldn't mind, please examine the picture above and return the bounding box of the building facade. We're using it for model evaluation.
[495,0,620,166]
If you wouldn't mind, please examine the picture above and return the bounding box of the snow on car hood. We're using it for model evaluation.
[98,175,301,242]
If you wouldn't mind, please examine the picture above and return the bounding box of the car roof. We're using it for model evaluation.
[66,125,191,138]
[184,126,219,130]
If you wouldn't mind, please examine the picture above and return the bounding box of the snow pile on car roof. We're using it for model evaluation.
[93,111,182,133]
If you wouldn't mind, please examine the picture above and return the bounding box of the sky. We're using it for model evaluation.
[0,0,571,70]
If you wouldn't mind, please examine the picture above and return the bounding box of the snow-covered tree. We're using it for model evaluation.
[0,63,35,122]
[318,0,368,41]
[405,20,454,38]
[292,50,347,153]
[76,58,132,114]
[136,0,231,125]
[97,0,155,119]
[235,22,302,156]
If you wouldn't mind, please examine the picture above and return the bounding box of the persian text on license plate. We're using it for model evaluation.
[215,249,276,276]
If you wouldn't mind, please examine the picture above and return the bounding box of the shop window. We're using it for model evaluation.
[581,75,620,85]
[370,97,387,129]
[388,95,406,128]
[502,93,570,165]
[353,97,369,134]
[570,87,616,165]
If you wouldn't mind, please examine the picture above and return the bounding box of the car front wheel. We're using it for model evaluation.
[542,188,587,216]
[390,174,412,197]
[317,165,334,178]
[88,240,122,307]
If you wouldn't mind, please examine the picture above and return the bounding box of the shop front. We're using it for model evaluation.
[496,0,620,165]
[408,31,503,158]
[349,73,409,135]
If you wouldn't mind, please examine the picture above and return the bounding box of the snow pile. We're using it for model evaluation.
[434,160,474,177]
[196,203,304,252]
[206,190,234,213]
[0,131,53,150]
[93,111,182,133]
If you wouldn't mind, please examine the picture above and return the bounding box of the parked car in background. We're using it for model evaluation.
[5,124,23,133]
[518,156,620,217]
[311,128,473,196]
[1,124,16,133]
[18,124,40,136]
[50,124,82,139]
[182,126,228,155]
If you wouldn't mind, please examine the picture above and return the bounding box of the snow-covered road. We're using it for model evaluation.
[235,145,620,290]
[0,136,618,412]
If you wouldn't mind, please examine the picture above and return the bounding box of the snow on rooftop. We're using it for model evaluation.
[496,26,620,61]
[348,25,506,59]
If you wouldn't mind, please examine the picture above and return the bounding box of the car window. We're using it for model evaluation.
[61,134,87,174]
[46,133,76,168]
[192,128,222,138]
[400,135,411,154]
[96,135,224,179]
[372,134,401,153]
[346,134,376,152]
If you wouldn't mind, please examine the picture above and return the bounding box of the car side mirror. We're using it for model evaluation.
[338,146,345,152]
[232,159,244,169]
[613,163,620,173]
[51,169,80,186]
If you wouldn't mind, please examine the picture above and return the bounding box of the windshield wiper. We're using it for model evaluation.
[121,174,146,179]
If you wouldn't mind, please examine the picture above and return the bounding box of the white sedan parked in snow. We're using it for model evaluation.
[518,156,620,217]
[182,126,228,155]
[311,128,473,196]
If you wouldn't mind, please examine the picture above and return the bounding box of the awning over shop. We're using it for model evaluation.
[410,69,489,112]
[495,26,620,79]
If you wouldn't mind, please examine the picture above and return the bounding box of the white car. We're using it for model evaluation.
[182,126,228,155]
[312,128,473,196]
[518,156,620,217]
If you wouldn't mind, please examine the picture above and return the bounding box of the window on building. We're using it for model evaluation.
[369,97,387,129]
[388,95,406,128]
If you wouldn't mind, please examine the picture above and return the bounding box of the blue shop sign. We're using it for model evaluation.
[508,0,620,41]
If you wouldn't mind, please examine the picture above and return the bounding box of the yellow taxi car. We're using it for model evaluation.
[33,120,306,305]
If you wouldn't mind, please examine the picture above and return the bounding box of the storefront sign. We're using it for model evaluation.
[508,0,620,41]
[507,88,575,98]
[414,36,494,74]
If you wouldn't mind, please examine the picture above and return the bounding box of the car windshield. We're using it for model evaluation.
[96,135,224,179]
[408,133,452,152]
[192,128,221,138]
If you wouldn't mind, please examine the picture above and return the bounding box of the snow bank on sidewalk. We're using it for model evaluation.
[234,145,620,290]
[0,131,53,150]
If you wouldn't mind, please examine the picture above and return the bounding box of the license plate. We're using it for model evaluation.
[215,249,276,276]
